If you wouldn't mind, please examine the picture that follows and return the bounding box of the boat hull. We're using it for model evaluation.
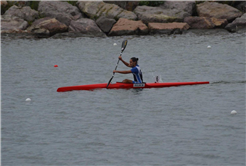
[57,81,209,92]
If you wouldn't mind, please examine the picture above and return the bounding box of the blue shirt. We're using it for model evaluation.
[131,65,143,83]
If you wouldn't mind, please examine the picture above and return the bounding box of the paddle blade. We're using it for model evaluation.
[106,75,114,89]
[121,40,128,52]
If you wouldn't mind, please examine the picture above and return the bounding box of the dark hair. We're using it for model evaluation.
[131,57,139,63]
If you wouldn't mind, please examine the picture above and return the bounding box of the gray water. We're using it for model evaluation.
[2,30,245,166]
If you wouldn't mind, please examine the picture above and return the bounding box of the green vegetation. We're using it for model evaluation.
[196,0,243,6]
[29,1,39,10]
[0,0,242,16]
[1,0,77,15]
[139,1,164,7]
[67,1,78,6]
[27,20,33,26]
[30,1,78,7]
[139,0,241,6]
[1,1,16,15]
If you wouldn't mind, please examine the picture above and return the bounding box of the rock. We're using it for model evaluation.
[1,15,28,32]
[38,1,83,26]
[27,17,68,36]
[32,28,50,37]
[184,16,228,29]
[108,18,148,36]
[1,0,7,7]
[160,1,196,16]
[4,5,38,22]
[104,1,139,11]
[134,6,189,24]
[77,1,137,20]
[96,16,116,33]
[211,17,228,28]
[148,22,190,34]
[236,2,246,13]
[68,18,105,37]
[225,13,246,32]
[197,2,243,22]
[184,17,214,29]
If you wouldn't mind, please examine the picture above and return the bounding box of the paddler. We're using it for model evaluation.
[113,57,143,83]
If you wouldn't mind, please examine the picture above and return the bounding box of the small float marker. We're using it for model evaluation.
[113,43,117,46]
[25,98,31,101]
[231,110,237,115]
[207,45,211,48]
[54,65,58,67]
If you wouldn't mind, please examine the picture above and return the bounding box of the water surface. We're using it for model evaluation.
[2,30,245,166]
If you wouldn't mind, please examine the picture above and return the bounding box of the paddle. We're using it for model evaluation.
[106,40,128,89]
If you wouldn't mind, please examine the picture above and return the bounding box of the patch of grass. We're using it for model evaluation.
[27,20,33,26]
[106,6,114,16]
[139,1,164,7]
[1,1,16,15]
[195,1,241,7]
[29,1,39,10]
[67,1,78,6]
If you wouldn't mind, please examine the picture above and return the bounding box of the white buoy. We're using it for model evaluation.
[113,43,117,46]
[25,98,31,101]
[207,45,211,48]
[231,110,237,115]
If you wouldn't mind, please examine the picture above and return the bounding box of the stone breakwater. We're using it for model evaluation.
[1,1,246,38]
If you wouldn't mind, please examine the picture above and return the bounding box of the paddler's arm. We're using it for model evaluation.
[113,70,132,74]
[119,56,130,67]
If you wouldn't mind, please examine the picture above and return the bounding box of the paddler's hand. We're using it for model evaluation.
[113,70,118,73]
[118,56,123,61]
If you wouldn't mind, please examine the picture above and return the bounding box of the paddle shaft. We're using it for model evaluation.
[114,51,123,71]
[106,51,123,88]
[106,40,127,89]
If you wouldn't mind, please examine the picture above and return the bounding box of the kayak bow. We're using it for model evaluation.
[57,81,209,92]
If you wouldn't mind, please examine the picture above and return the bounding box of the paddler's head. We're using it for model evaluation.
[130,57,138,67]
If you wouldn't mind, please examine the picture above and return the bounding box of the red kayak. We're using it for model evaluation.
[57,81,209,92]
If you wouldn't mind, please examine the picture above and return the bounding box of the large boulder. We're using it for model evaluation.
[77,1,137,20]
[27,17,68,36]
[197,2,243,22]
[4,5,38,22]
[134,6,189,24]
[184,16,228,29]
[148,22,190,34]
[160,1,196,16]
[38,1,83,26]
[104,1,139,11]
[108,18,148,36]
[225,13,246,32]
[68,18,105,37]
[96,16,116,33]
[1,15,28,32]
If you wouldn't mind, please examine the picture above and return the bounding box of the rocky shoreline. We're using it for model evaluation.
[1,1,246,38]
